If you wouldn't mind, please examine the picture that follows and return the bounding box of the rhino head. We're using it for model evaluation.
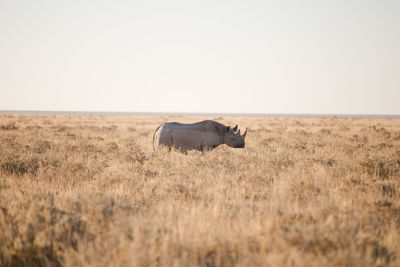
[224,125,247,148]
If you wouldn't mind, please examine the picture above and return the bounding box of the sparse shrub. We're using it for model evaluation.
[379,183,396,197]
[318,128,332,135]
[0,121,18,130]
[373,126,391,139]
[271,153,295,171]
[339,125,350,131]
[295,129,311,136]
[362,125,391,139]
[260,137,280,147]
[257,127,271,133]
[356,234,395,264]
[102,125,117,131]
[294,120,304,126]
[34,140,52,154]
[292,141,307,151]
[105,142,119,153]
[0,179,8,190]
[124,139,147,164]
[1,154,40,176]
[352,134,369,148]
[313,156,337,167]
[393,131,400,140]
[52,125,69,132]
[359,152,400,179]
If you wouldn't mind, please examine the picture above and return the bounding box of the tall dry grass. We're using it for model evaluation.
[0,114,400,266]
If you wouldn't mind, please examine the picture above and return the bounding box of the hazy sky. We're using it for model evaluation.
[1,1,399,114]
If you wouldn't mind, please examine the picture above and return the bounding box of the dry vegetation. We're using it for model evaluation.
[1,114,400,266]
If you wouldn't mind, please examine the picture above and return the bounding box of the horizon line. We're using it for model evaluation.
[1,110,400,119]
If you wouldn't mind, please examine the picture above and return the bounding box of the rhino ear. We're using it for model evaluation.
[232,125,238,132]
[226,126,230,132]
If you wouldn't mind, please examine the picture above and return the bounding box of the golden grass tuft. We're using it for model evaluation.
[1,114,400,266]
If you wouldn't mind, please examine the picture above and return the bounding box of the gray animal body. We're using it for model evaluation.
[153,120,247,152]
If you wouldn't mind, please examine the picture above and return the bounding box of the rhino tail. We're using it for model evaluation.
[153,123,163,151]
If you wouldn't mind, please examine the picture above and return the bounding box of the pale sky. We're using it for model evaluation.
[1,1,399,114]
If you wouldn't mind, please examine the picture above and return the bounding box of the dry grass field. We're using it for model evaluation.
[1,114,400,266]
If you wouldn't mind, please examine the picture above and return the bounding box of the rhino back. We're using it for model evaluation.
[165,120,223,132]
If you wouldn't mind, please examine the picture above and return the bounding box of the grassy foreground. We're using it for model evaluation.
[0,114,400,266]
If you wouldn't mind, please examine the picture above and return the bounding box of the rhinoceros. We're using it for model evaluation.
[153,120,247,152]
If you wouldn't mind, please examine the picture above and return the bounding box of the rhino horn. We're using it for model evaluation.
[243,128,248,138]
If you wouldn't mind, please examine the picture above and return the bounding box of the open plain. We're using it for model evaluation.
[0,114,400,266]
